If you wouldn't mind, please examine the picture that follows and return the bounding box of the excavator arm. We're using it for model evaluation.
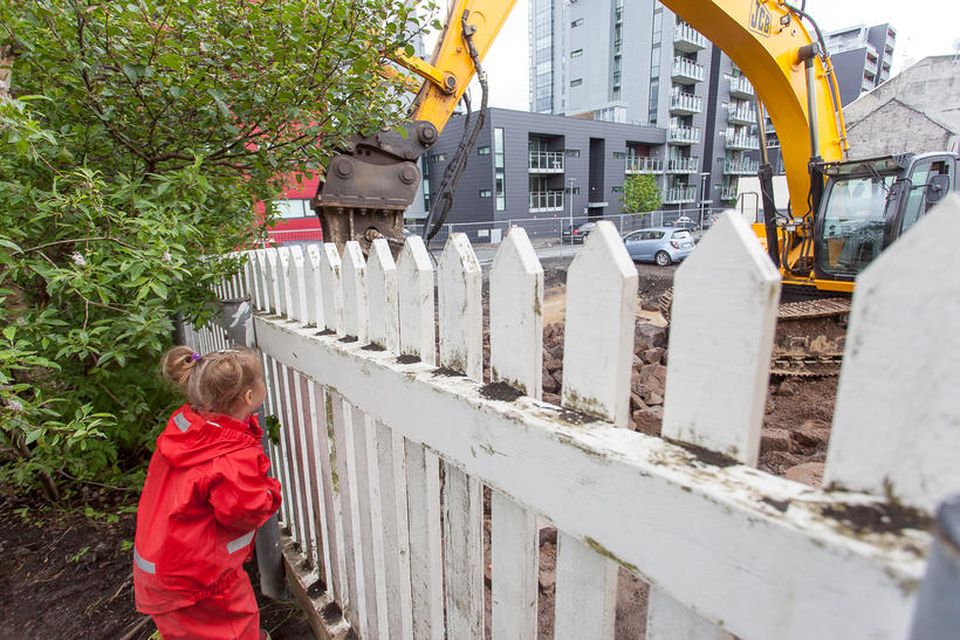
[312,0,516,255]
[667,0,848,214]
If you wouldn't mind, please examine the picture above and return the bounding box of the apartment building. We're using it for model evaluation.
[418,107,665,238]
[825,23,896,106]
[529,0,759,209]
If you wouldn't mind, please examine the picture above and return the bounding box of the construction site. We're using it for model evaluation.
[1,1,958,640]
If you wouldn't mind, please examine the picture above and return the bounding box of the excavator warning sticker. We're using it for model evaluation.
[749,0,772,37]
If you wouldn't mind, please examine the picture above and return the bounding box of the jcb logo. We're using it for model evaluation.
[749,0,772,37]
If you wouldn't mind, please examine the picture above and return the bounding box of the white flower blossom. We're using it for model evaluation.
[162,250,172,263]
[71,252,87,267]
[6,398,23,413]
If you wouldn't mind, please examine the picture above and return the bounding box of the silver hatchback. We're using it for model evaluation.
[623,227,696,266]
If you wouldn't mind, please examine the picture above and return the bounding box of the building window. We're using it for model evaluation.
[477,145,491,156]
[422,158,431,211]
[565,185,581,195]
[612,186,623,193]
[571,48,583,58]
[565,149,581,158]
[571,18,583,27]
[479,189,492,198]
[274,199,311,219]
[494,127,506,211]
[613,151,627,159]
[431,153,446,163]
[570,78,583,87]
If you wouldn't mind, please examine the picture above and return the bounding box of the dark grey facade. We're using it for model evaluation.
[415,108,665,236]
[825,24,896,106]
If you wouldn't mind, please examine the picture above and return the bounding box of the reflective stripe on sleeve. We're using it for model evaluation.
[173,413,190,432]
[226,530,255,554]
[134,548,156,574]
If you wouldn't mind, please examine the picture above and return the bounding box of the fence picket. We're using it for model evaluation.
[368,238,400,352]
[397,236,436,364]
[318,387,348,605]
[342,241,368,343]
[243,253,259,309]
[824,195,960,511]
[288,370,314,565]
[304,244,323,328]
[438,233,483,379]
[263,247,280,315]
[276,247,291,318]
[300,378,330,587]
[351,408,386,639]
[489,228,542,639]
[555,222,636,640]
[319,243,344,334]
[437,233,484,637]
[376,422,414,637]
[288,245,308,323]
[404,440,445,639]
[649,210,778,639]
[331,394,363,631]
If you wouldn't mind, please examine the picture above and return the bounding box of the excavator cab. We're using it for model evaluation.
[813,153,958,282]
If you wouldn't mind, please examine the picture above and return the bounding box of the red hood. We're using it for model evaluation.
[157,404,264,469]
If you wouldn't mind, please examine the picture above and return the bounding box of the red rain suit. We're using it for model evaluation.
[133,403,282,639]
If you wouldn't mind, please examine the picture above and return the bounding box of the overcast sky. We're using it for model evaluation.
[429,0,960,111]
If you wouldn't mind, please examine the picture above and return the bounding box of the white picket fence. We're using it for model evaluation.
[185,196,960,640]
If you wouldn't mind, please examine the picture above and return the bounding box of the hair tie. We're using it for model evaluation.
[190,352,202,362]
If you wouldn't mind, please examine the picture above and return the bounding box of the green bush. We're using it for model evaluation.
[0,0,428,497]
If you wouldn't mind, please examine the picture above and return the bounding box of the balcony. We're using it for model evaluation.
[662,186,698,204]
[669,125,701,145]
[729,75,754,98]
[673,23,707,53]
[666,157,699,174]
[625,156,663,174]
[669,92,702,115]
[529,150,565,174]
[671,57,705,84]
[728,104,757,125]
[719,185,738,201]
[725,131,759,150]
[529,190,564,212]
[723,158,760,175]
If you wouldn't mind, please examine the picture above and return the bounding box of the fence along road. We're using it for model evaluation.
[185,195,960,640]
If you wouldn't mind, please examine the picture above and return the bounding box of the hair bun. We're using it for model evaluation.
[162,345,199,388]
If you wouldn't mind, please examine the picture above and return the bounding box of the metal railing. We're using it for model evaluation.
[728,105,757,124]
[674,23,707,50]
[670,125,701,144]
[723,158,760,175]
[672,57,705,83]
[625,156,663,174]
[667,157,700,173]
[529,190,565,212]
[719,185,738,201]
[729,75,754,97]
[528,150,565,173]
[725,131,760,150]
[662,186,698,204]
[670,92,703,114]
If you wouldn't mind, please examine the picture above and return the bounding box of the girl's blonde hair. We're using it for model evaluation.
[162,346,263,415]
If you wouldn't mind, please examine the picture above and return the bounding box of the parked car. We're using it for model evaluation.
[671,215,699,231]
[622,227,696,266]
[561,221,597,244]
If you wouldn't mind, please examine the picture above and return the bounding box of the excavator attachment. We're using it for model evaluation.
[312,121,439,256]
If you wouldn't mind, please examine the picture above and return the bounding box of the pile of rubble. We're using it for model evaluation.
[541,320,669,435]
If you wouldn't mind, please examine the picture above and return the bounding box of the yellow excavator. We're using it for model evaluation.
[312,0,958,376]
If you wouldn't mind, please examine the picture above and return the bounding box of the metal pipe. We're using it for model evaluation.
[220,296,287,600]
[799,43,821,161]
[909,496,960,639]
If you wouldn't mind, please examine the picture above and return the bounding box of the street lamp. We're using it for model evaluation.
[567,177,576,242]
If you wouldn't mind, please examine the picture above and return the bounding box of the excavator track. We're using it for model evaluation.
[658,289,850,378]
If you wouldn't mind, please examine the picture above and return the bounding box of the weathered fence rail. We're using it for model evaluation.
[183,195,960,639]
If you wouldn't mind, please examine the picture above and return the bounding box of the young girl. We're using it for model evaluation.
[133,346,282,640]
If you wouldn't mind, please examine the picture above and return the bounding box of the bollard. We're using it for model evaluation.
[909,495,960,639]
[219,296,287,600]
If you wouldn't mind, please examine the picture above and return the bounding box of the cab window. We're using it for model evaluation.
[901,159,954,236]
